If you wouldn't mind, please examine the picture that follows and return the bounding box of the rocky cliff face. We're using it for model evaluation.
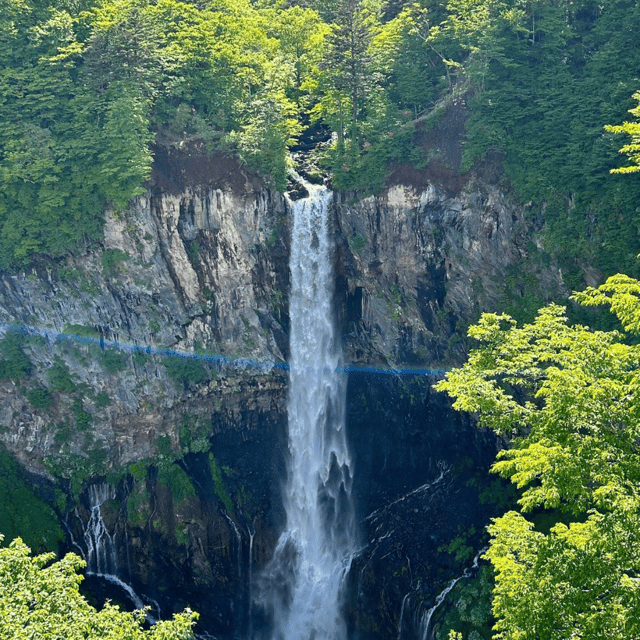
[0,133,561,637]
[0,147,288,469]
[335,176,545,366]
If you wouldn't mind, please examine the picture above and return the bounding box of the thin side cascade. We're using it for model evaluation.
[417,546,488,640]
[82,483,154,616]
[257,179,357,640]
[248,524,256,640]
[85,483,118,576]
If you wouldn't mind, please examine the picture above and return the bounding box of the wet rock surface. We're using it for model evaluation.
[0,127,558,638]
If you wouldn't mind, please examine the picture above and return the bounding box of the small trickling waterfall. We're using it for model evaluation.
[399,546,487,640]
[397,593,412,640]
[225,513,242,577]
[82,483,152,615]
[366,463,448,535]
[248,524,256,640]
[85,483,118,575]
[257,179,357,640]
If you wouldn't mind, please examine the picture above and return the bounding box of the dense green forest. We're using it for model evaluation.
[1,0,640,281]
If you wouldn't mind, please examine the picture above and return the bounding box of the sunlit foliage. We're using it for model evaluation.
[606,91,640,174]
[0,535,197,638]
[1,0,639,278]
[437,275,640,638]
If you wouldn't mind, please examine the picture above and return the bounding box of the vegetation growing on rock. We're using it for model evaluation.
[438,274,640,638]
[0,536,197,639]
[0,0,639,283]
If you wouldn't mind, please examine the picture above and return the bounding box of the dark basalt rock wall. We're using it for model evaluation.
[345,373,497,640]
[0,115,560,638]
[347,373,495,523]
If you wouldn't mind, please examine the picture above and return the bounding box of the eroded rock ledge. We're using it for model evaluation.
[0,139,560,639]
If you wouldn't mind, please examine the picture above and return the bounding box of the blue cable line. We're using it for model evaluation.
[0,321,448,378]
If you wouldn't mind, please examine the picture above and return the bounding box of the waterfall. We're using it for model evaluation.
[85,483,118,575]
[415,547,488,640]
[225,513,242,577]
[82,483,153,616]
[258,179,357,640]
[248,524,256,640]
[397,592,411,640]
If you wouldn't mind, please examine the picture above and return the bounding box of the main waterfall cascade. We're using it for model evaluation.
[256,178,358,640]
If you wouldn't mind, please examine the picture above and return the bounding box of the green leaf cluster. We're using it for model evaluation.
[606,92,640,174]
[47,356,77,393]
[437,274,640,639]
[0,536,197,639]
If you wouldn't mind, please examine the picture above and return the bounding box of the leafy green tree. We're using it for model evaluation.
[81,0,168,99]
[0,535,197,639]
[433,563,494,640]
[437,274,640,639]
[227,91,301,190]
[319,0,381,144]
[606,91,640,174]
[262,5,330,108]
[453,0,640,281]
[370,3,454,117]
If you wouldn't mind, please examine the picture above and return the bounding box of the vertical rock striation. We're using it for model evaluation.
[0,137,564,638]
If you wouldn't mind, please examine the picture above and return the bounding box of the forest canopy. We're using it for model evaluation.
[1,0,640,277]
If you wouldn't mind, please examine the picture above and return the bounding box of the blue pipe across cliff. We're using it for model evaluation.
[0,321,448,378]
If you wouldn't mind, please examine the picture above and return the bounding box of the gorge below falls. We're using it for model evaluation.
[0,118,565,639]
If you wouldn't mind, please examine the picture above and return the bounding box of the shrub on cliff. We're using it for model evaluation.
[0,331,32,381]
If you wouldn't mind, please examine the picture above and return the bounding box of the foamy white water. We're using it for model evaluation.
[83,483,156,618]
[85,483,117,575]
[260,179,356,640]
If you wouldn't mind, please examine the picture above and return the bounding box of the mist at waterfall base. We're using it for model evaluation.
[253,182,359,640]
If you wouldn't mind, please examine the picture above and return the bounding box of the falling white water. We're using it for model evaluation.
[83,483,155,617]
[85,483,118,575]
[248,524,256,640]
[261,179,357,640]
[418,546,488,640]
[225,513,243,577]
[397,592,411,640]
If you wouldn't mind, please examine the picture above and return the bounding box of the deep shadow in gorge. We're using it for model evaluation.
[344,372,498,640]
